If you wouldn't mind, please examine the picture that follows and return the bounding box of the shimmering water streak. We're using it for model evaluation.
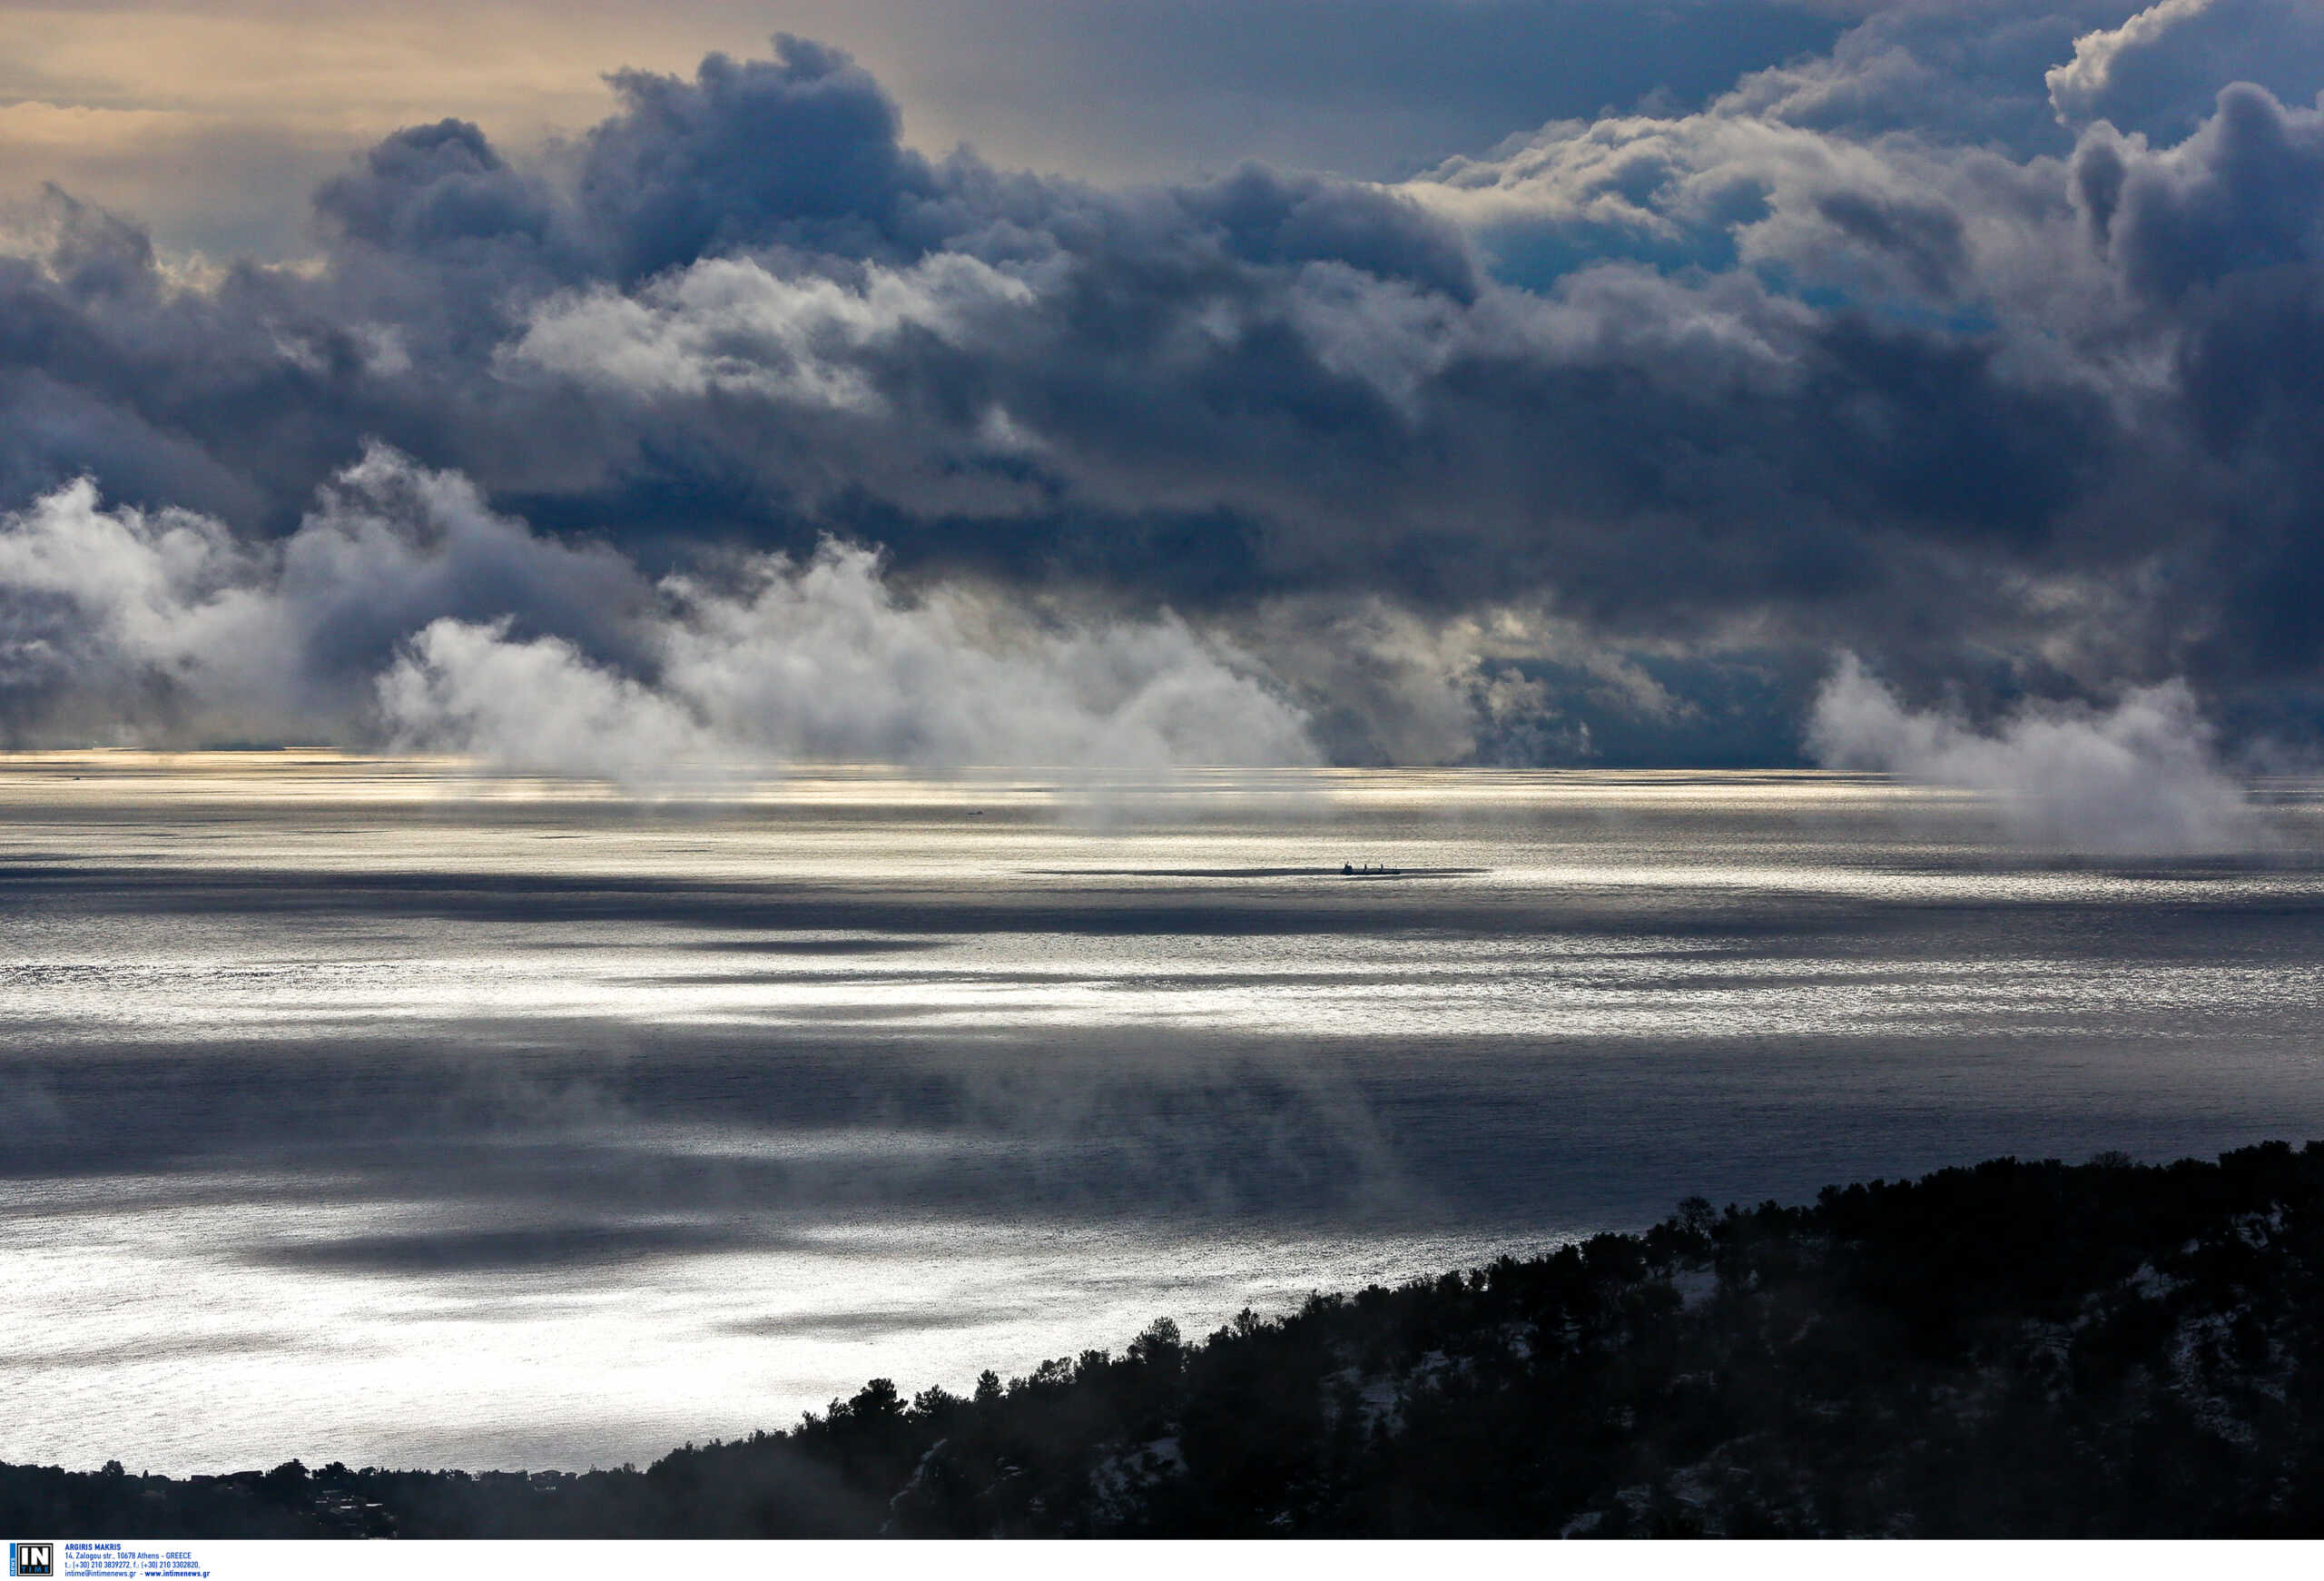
[2,755,2316,1047]
[2,755,2321,1472]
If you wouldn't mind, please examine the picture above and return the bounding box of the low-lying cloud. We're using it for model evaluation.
[383,541,1320,779]
[0,448,1316,780]
[1807,654,2256,854]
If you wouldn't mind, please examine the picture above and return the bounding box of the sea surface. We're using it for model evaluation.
[3,753,2321,1473]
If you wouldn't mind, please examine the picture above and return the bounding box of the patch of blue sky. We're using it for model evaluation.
[1473,649,1813,769]
[1484,228,1998,337]
[1750,265,2000,337]
[1472,176,1772,294]
[1478,222,1741,294]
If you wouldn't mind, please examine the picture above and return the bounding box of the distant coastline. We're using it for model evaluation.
[13,1141,2324,1538]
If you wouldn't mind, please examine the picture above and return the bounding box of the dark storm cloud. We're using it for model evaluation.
[2047,0,2324,142]
[576,38,942,281]
[316,120,562,260]
[2085,83,2324,301]
[0,0,2320,766]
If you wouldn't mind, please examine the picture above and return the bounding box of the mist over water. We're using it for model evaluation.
[4,754,2323,1473]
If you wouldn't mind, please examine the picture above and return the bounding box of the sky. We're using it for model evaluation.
[1,0,2321,773]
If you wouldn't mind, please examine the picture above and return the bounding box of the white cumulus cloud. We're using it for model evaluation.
[1807,652,2256,854]
[0,447,1318,782]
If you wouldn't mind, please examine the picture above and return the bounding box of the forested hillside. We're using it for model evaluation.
[15,1141,2324,1537]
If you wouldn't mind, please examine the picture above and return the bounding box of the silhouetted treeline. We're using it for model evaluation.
[18,1141,2324,1537]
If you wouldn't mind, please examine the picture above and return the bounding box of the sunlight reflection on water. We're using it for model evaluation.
[3,755,2322,1470]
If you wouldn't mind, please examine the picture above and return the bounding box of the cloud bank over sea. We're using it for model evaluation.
[0,0,2319,777]
[1809,653,2259,852]
[0,447,1312,777]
